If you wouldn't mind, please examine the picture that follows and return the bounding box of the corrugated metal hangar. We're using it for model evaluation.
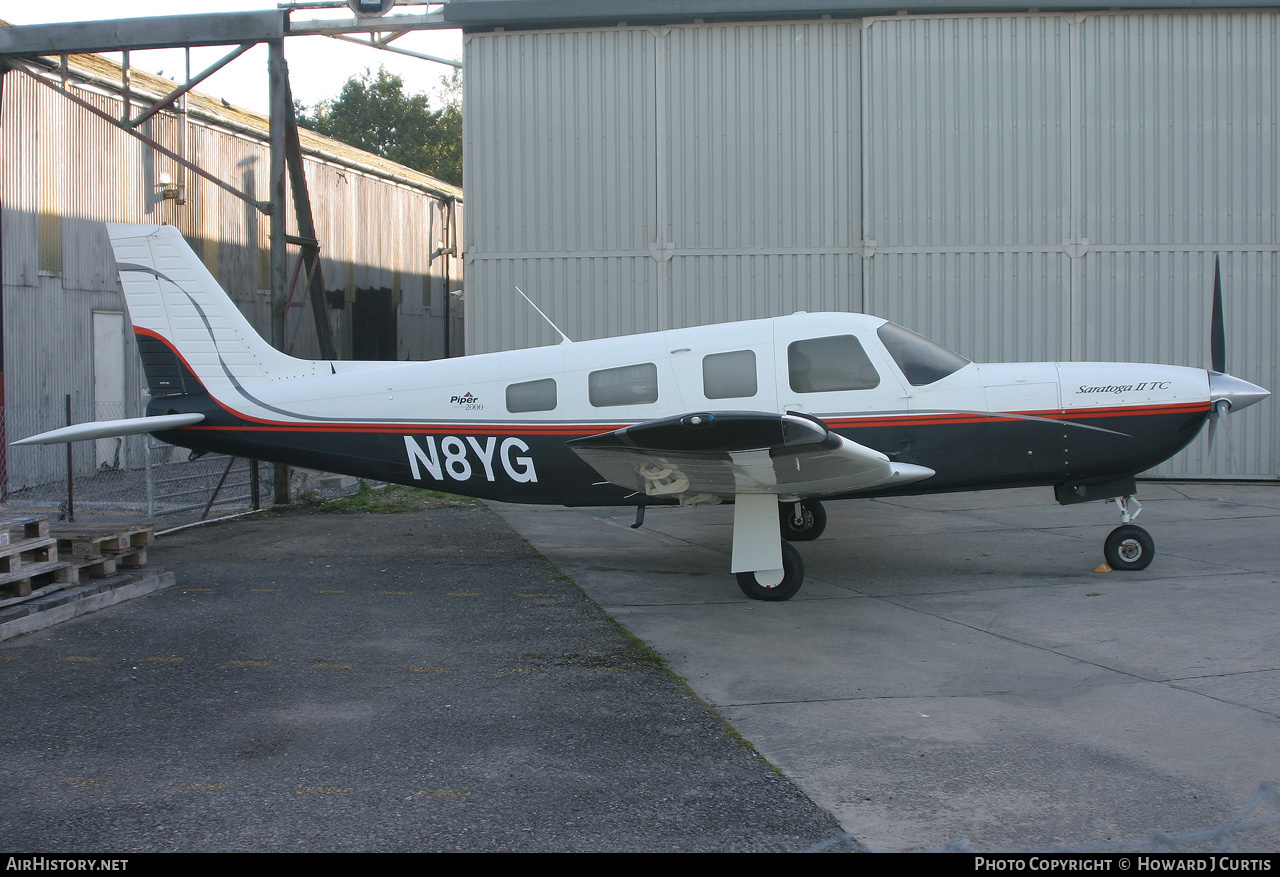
[453,0,1278,479]
[0,47,462,492]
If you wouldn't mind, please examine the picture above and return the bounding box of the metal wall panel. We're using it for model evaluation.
[860,14,1078,364]
[662,22,864,329]
[1074,12,1279,476]
[465,21,867,352]
[871,251,1075,363]
[466,11,1278,477]
[864,14,1074,250]
[464,27,658,354]
[2,64,463,490]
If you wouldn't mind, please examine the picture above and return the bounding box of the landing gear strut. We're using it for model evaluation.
[1104,496,1154,571]
[731,493,809,601]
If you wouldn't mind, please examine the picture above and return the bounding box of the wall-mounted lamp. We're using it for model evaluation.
[157,172,183,204]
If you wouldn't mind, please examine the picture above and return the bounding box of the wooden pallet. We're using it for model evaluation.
[0,515,50,547]
[49,523,155,559]
[0,519,153,600]
[66,548,149,579]
[0,525,75,598]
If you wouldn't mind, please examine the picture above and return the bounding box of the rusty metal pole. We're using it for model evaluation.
[64,395,74,522]
[268,37,290,506]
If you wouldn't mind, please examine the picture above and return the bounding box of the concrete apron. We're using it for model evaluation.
[492,482,1280,852]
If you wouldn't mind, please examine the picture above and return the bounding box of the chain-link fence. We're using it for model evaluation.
[3,401,281,529]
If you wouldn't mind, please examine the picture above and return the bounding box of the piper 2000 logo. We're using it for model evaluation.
[404,435,537,483]
[450,391,483,410]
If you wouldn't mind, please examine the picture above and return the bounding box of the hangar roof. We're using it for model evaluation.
[443,0,1272,29]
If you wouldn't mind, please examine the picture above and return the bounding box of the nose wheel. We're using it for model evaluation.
[1105,525,1154,570]
[1103,495,1154,570]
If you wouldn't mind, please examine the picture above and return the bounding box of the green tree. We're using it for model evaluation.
[298,67,462,187]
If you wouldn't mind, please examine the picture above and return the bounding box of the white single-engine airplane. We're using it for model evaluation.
[15,225,1271,600]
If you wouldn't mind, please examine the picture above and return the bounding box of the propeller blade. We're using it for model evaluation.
[1208,399,1238,473]
[1208,398,1226,454]
[1211,255,1226,373]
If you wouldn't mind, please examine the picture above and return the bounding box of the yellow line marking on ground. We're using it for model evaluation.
[140,657,184,663]
[295,787,351,795]
[248,588,281,593]
[61,656,101,662]
[379,591,411,595]
[496,667,539,674]
[411,789,471,798]
[518,593,553,598]
[313,589,346,594]
[447,592,479,597]
[312,663,352,670]
[406,666,449,673]
[54,778,108,787]
[226,660,270,667]
[181,588,215,592]
[582,668,625,673]
[0,655,21,660]
[175,783,230,791]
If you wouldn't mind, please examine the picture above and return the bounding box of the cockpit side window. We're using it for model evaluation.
[788,335,880,393]
[876,322,970,386]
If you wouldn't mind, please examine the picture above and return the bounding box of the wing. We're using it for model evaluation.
[567,411,933,502]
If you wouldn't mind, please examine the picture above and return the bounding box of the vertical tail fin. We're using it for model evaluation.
[107,224,318,397]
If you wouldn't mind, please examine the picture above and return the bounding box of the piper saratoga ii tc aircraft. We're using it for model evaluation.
[16,224,1270,600]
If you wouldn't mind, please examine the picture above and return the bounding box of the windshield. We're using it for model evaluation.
[876,322,970,386]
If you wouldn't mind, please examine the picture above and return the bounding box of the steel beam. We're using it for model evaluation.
[282,76,338,361]
[325,34,462,68]
[268,41,289,354]
[130,43,256,128]
[0,12,286,57]
[287,12,453,35]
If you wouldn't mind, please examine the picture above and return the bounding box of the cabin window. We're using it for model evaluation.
[788,335,880,393]
[702,350,757,399]
[506,378,558,413]
[876,322,969,386]
[589,363,659,407]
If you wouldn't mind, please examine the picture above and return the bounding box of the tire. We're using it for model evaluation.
[780,499,827,542]
[736,541,805,601]
[1104,525,1155,571]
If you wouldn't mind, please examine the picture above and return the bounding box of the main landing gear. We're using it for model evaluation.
[1103,495,1154,571]
[732,496,825,601]
[780,499,827,542]
[736,541,805,601]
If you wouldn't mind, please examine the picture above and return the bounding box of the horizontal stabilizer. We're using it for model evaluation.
[11,413,205,446]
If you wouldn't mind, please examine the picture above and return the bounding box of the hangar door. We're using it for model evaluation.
[464,13,1278,478]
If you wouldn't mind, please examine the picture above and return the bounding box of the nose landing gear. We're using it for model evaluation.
[1104,496,1154,571]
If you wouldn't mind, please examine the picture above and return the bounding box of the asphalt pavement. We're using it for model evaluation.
[0,505,845,853]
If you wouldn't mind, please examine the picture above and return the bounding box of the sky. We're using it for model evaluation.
[0,1,464,114]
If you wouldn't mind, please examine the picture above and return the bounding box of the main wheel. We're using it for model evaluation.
[1104,525,1155,571]
[736,541,805,601]
[780,499,827,542]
